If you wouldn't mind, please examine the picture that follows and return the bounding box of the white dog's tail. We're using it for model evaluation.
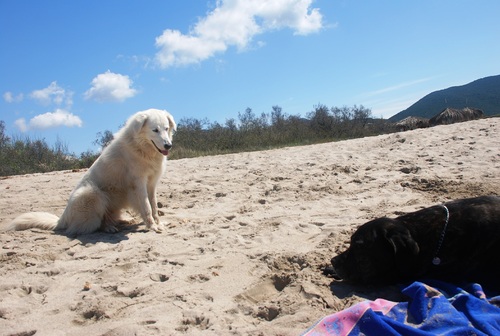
[7,212,59,231]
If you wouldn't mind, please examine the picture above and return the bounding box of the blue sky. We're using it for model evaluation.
[1,0,499,155]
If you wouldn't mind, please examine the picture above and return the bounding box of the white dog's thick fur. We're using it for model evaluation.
[8,109,176,235]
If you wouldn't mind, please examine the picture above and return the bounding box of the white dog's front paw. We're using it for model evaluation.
[101,220,120,233]
[148,222,164,233]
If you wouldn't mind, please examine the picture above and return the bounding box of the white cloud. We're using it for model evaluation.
[14,118,28,132]
[3,91,24,103]
[364,78,434,97]
[372,99,418,119]
[15,109,83,132]
[155,0,323,68]
[256,0,323,34]
[30,81,73,107]
[84,70,138,102]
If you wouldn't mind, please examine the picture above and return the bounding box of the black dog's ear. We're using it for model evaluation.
[383,225,421,278]
[383,226,419,256]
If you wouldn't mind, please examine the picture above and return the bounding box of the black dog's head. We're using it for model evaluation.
[331,218,420,285]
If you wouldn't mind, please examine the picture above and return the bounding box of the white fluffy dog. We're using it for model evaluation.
[8,108,176,235]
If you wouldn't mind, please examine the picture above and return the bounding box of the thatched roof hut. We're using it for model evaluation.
[429,107,484,126]
[395,116,429,131]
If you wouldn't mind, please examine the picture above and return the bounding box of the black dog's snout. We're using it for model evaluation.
[326,255,343,280]
[323,264,342,280]
[331,255,341,266]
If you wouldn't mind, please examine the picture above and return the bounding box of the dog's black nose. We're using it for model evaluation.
[323,265,335,276]
[164,143,172,150]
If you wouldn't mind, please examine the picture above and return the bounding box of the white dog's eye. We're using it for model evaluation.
[152,128,159,133]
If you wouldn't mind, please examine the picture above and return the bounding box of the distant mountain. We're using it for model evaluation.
[389,75,500,122]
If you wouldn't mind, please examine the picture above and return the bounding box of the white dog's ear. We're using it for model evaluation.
[127,112,149,135]
[167,113,177,137]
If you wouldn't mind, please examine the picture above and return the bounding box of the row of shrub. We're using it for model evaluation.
[169,105,393,159]
[0,104,393,176]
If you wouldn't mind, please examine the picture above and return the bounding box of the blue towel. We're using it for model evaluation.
[303,281,500,335]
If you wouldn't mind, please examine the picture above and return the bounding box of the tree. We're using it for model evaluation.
[0,121,9,147]
[93,130,114,149]
[271,105,286,130]
[238,108,257,132]
[308,104,332,135]
[352,105,372,123]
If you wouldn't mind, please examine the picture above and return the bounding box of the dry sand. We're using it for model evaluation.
[0,118,499,335]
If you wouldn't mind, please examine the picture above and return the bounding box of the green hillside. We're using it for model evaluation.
[389,75,500,122]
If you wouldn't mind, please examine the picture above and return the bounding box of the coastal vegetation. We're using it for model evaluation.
[1,104,392,176]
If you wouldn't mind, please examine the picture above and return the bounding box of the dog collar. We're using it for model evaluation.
[432,204,450,266]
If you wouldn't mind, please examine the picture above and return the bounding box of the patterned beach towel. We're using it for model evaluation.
[303,281,500,336]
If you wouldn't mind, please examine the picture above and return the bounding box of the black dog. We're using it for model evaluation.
[330,196,500,291]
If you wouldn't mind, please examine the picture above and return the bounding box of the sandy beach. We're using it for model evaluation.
[1,118,499,335]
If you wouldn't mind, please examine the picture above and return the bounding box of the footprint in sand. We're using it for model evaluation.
[176,311,212,332]
[188,274,211,283]
[235,274,292,304]
[149,273,169,282]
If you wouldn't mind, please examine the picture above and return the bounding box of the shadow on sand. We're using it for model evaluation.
[328,279,408,303]
[61,222,150,245]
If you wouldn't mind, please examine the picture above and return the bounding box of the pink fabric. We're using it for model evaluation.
[303,298,398,336]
